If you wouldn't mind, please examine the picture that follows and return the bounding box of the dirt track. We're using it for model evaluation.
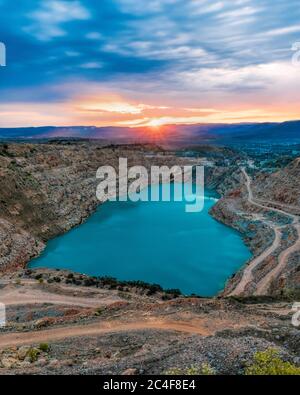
[229,168,300,296]
[0,319,212,349]
[0,285,121,308]
[255,223,300,295]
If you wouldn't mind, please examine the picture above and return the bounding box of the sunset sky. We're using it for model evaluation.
[0,0,300,127]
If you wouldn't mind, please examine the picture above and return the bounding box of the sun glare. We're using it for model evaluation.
[146,118,166,128]
[142,122,170,143]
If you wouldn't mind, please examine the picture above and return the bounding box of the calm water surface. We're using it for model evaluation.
[29,184,251,296]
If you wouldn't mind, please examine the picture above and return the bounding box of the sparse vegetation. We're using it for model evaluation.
[62,272,182,297]
[39,343,50,353]
[165,363,215,376]
[245,349,300,375]
[26,348,40,363]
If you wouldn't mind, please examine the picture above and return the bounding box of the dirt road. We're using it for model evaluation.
[0,319,211,349]
[0,286,120,308]
[255,223,300,295]
[229,168,299,296]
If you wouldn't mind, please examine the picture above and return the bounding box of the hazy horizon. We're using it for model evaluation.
[0,119,299,129]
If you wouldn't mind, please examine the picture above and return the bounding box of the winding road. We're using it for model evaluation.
[229,168,300,296]
[255,222,300,295]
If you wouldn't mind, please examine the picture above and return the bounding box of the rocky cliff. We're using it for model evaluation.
[252,158,300,209]
[0,142,185,271]
[209,159,300,297]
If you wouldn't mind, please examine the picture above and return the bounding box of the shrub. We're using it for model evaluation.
[27,348,40,363]
[53,277,61,283]
[164,367,182,375]
[245,349,300,375]
[199,363,216,375]
[165,289,182,297]
[84,278,97,287]
[39,343,50,353]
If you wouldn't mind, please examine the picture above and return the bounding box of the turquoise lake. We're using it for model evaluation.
[29,184,251,296]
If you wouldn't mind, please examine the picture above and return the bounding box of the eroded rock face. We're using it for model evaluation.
[252,158,300,208]
[209,160,300,297]
[205,165,243,196]
[0,218,44,270]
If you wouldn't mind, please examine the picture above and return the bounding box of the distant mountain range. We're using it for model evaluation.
[0,120,299,146]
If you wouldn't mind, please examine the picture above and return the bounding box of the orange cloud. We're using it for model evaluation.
[1,70,300,128]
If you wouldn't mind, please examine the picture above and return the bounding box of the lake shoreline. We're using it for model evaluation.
[29,183,251,297]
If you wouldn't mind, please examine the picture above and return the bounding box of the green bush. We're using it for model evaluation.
[246,349,300,375]
[27,348,40,363]
[39,343,50,353]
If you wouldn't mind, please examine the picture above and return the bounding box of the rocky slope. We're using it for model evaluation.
[0,269,299,375]
[252,158,300,209]
[209,160,300,297]
[0,142,188,271]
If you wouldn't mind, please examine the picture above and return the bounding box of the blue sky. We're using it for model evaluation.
[0,0,300,127]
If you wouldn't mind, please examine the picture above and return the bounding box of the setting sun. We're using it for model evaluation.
[146,118,166,128]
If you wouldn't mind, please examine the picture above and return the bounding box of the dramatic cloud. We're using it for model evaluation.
[0,0,300,126]
[25,1,91,41]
